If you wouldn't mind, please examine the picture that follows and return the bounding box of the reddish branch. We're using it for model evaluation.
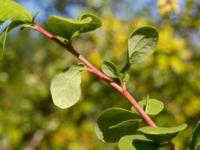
[32,24,181,150]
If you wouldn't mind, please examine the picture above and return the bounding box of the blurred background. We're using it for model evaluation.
[0,0,200,149]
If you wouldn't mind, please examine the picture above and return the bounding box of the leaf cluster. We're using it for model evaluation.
[95,99,188,150]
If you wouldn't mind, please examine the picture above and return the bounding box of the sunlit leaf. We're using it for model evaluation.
[138,124,187,142]
[0,0,32,23]
[95,107,141,143]
[79,13,102,33]
[50,65,84,109]
[128,26,158,65]
[45,13,102,42]
[131,99,164,116]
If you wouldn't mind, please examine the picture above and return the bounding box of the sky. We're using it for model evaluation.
[14,0,190,24]
[14,0,161,22]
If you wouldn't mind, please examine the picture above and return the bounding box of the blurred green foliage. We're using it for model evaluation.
[0,0,200,149]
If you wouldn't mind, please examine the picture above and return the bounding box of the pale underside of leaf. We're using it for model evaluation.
[131,99,164,116]
[50,66,83,109]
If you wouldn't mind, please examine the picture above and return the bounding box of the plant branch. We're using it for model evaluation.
[33,24,157,127]
[32,24,181,150]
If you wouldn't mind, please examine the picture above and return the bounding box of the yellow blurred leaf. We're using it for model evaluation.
[184,97,200,117]
[169,56,185,74]
[88,51,102,68]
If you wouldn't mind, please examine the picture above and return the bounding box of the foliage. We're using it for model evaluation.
[50,64,84,109]
[131,98,164,116]
[0,0,32,59]
[138,124,187,142]
[45,14,102,43]
[118,135,162,150]
[95,108,140,143]
[0,0,200,150]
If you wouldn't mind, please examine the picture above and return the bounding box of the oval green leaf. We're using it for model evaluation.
[95,107,141,143]
[190,120,200,150]
[50,65,83,109]
[128,26,158,65]
[131,99,164,116]
[45,13,102,42]
[138,124,187,142]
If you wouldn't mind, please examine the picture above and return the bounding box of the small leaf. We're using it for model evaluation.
[95,107,141,143]
[131,99,164,116]
[0,25,9,60]
[45,13,102,42]
[128,26,158,65]
[32,11,40,24]
[0,0,32,23]
[79,14,102,33]
[50,65,84,109]
[102,61,119,79]
[119,72,130,85]
[190,120,200,150]
[118,135,161,150]
[138,124,187,142]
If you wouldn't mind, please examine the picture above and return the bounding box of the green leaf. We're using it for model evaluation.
[0,0,32,23]
[190,120,200,150]
[32,11,40,24]
[0,0,33,59]
[50,65,84,109]
[102,61,119,79]
[78,14,102,33]
[95,107,141,143]
[0,25,9,60]
[118,135,161,150]
[138,124,187,142]
[45,13,102,42]
[128,26,158,65]
[131,98,164,116]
